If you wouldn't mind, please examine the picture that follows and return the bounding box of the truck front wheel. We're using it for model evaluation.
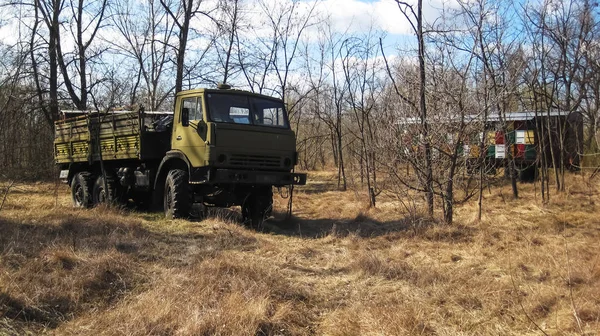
[164,169,191,219]
[242,187,273,228]
[71,172,93,208]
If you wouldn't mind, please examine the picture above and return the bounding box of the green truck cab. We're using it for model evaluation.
[55,86,306,225]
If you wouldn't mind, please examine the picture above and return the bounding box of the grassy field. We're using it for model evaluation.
[0,171,599,335]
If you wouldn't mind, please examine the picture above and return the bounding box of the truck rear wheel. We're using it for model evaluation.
[93,174,122,205]
[71,172,93,208]
[164,169,191,219]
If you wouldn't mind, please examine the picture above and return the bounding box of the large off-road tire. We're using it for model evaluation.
[163,169,191,219]
[241,187,273,228]
[71,172,93,208]
[92,174,122,205]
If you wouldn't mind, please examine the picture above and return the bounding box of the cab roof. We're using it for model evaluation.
[177,88,283,101]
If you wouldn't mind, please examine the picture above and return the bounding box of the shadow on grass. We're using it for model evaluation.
[293,178,342,194]
[129,204,476,243]
[0,211,259,331]
[263,215,414,238]
[258,212,477,242]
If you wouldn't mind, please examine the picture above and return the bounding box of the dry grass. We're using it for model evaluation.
[1,172,600,335]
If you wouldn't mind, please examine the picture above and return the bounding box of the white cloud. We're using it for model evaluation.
[213,0,459,44]
[306,0,459,36]
[315,0,403,34]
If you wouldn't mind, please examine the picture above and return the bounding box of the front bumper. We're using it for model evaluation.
[191,168,306,186]
[213,169,306,186]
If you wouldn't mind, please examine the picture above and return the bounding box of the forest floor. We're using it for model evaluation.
[0,171,599,335]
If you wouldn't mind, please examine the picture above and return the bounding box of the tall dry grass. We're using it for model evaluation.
[0,172,599,335]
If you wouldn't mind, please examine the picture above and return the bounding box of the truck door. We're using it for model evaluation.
[172,95,208,167]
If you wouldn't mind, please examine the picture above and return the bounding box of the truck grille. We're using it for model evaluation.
[229,154,281,168]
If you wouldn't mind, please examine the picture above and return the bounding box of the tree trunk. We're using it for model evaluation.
[175,2,191,94]
[416,0,434,216]
[337,125,347,191]
[222,0,238,85]
[48,0,60,122]
[77,0,87,110]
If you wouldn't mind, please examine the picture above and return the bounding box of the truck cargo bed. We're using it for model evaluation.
[54,112,171,164]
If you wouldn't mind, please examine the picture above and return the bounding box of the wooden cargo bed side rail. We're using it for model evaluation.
[54,116,91,164]
[54,111,141,163]
[54,110,174,164]
[89,112,142,161]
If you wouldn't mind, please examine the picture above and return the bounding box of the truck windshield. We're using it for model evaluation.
[206,93,289,128]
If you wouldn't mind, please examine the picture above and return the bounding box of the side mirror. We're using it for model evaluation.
[181,108,189,127]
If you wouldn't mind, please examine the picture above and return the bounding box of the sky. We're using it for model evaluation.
[0,0,466,98]
[244,0,461,50]
[0,0,460,51]
[310,0,458,35]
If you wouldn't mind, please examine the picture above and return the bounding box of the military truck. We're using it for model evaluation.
[54,85,306,225]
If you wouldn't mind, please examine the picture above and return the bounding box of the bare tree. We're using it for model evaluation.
[393,0,434,216]
[0,11,56,177]
[35,0,62,122]
[457,0,523,199]
[160,0,216,93]
[524,0,596,190]
[341,31,385,207]
[219,0,239,84]
[57,0,108,110]
[109,0,176,109]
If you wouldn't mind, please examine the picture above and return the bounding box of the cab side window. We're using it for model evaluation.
[181,97,203,122]
[192,97,203,121]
